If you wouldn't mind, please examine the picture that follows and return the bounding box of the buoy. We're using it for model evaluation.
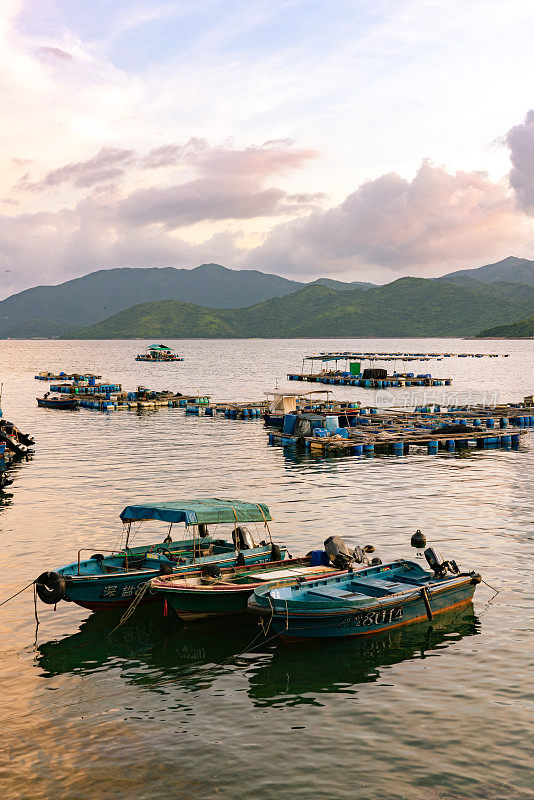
[411,529,426,549]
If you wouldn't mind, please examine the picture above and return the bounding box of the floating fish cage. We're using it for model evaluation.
[50,382,122,394]
[269,427,528,457]
[288,372,452,388]
[267,401,534,458]
[35,372,102,381]
[135,344,184,362]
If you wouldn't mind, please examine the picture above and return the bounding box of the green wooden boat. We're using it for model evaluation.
[151,556,343,620]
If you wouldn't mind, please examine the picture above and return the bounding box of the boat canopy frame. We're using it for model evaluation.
[120,498,272,527]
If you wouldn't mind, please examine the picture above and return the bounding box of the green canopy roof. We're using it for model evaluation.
[148,344,172,351]
[120,498,271,526]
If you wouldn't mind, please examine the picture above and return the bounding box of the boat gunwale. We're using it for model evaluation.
[62,546,280,582]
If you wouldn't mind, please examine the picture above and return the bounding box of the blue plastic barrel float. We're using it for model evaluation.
[427,440,438,454]
[486,418,495,428]
[511,433,521,446]
[352,444,364,455]
[446,440,455,452]
[500,417,509,428]
[500,434,511,448]
[283,414,297,434]
[363,443,374,456]
[392,442,403,456]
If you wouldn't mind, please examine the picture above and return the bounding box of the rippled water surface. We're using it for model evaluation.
[0,338,532,800]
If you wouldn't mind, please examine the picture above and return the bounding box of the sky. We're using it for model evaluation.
[2,0,534,297]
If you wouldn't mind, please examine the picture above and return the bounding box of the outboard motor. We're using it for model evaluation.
[353,544,377,566]
[234,526,254,550]
[425,547,460,577]
[425,547,447,576]
[324,536,353,569]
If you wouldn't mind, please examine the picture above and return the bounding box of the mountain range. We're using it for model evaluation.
[0,264,373,338]
[73,276,534,339]
[1,256,533,338]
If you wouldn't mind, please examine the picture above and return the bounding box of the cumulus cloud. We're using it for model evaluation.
[0,138,318,295]
[506,109,534,213]
[0,194,243,297]
[249,161,531,277]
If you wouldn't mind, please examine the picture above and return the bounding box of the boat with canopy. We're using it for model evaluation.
[35,498,286,612]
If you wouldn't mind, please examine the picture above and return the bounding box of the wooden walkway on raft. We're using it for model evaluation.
[269,426,529,456]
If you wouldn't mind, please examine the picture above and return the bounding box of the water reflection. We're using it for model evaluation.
[36,605,480,709]
[37,607,262,683]
[247,605,480,707]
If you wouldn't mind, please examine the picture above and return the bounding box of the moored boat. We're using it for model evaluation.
[248,546,481,641]
[37,395,78,410]
[35,498,287,612]
[151,555,342,620]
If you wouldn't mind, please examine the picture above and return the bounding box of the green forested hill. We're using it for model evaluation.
[71,277,534,338]
[476,316,534,338]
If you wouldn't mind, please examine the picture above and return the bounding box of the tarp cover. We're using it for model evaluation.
[120,498,271,526]
[148,344,171,351]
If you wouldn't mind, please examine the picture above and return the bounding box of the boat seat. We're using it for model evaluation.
[350,578,417,596]
[306,586,367,600]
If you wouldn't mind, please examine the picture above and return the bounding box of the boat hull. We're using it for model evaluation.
[37,398,78,409]
[164,588,251,620]
[249,575,478,640]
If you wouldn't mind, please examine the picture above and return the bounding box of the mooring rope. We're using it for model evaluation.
[107,579,154,637]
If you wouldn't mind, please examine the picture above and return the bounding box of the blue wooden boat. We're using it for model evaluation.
[248,548,481,640]
[35,499,287,612]
[37,395,78,410]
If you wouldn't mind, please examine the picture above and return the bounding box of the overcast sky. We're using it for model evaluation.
[2,0,534,297]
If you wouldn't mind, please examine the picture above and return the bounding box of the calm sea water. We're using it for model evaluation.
[0,338,532,800]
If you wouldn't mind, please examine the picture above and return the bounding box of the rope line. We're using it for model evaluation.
[107,580,154,637]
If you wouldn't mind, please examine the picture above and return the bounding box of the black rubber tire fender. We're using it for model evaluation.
[35,571,66,605]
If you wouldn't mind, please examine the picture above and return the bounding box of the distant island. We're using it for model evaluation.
[476,315,534,339]
[1,256,534,339]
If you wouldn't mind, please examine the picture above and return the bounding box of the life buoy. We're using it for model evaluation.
[35,571,66,605]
